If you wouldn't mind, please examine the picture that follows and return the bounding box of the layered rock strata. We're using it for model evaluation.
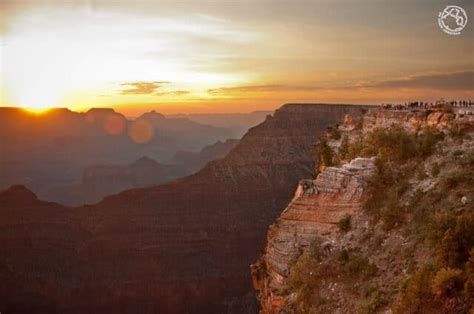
[251,108,474,313]
[252,158,376,313]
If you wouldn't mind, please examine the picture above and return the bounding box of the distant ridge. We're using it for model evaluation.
[0,103,372,313]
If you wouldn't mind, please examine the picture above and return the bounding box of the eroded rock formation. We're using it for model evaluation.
[252,158,376,313]
[251,108,474,313]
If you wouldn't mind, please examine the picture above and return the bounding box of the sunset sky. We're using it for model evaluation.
[1,0,473,115]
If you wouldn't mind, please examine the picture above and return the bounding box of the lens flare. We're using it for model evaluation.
[103,114,126,135]
[128,119,154,144]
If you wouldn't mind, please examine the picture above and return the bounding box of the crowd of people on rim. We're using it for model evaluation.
[381,99,474,111]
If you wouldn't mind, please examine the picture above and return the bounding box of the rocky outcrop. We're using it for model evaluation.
[362,109,474,133]
[0,104,372,313]
[251,107,474,313]
[252,158,376,313]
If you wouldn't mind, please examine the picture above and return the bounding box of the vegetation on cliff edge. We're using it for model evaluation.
[285,121,473,313]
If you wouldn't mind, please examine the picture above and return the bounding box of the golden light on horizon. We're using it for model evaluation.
[9,90,61,112]
[22,106,54,114]
[0,5,252,112]
[1,1,472,115]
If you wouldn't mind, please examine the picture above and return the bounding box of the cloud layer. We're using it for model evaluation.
[368,71,474,90]
[208,71,474,97]
[120,82,170,95]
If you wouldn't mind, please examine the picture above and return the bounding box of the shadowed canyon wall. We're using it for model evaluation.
[0,104,371,313]
[0,107,239,205]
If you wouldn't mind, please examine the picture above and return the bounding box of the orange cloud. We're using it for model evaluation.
[120,81,170,95]
[365,71,474,90]
[208,71,474,98]
[154,90,191,97]
[207,84,325,95]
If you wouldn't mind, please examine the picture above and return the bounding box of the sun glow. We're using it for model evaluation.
[1,6,251,111]
[10,90,61,112]
[22,106,53,114]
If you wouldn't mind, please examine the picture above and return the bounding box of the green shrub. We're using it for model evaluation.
[346,138,366,160]
[431,162,441,176]
[464,249,474,304]
[363,159,396,218]
[379,190,405,230]
[342,254,378,281]
[394,265,439,314]
[419,126,444,157]
[365,126,418,162]
[330,127,342,140]
[440,170,473,189]
[339,135,349,159]
[364,160,409,228]
[351,125,443,164]
[438,212,474,268]
[338,214,352,233]
[396,177,410,195]
[452,150,463,158]
[459,150,474,166]
[338,249,349,263]
[287,248,336,313]
[416,165,427,180]
[288,251,321,291]
[425,210,456,245]
[358,290,388,314]
[318,140,334,168]
[431,268,463,297]
[373,235,385,250]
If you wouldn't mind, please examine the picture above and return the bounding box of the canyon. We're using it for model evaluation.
[47,139,239,205]
[0,104,371,313]
[0,107,242,205]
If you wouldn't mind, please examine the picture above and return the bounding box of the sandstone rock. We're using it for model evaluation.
[253,158,376,313]
[253,107,474,313]
[362,109,460,133]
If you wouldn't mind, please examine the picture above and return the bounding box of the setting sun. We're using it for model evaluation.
[22,106,54,114]
[12,94,59,112]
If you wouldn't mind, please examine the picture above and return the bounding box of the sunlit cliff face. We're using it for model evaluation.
[0,0,473,114]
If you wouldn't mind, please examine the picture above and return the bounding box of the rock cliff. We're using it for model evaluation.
[252,158,376,313]
[252,108,474,313]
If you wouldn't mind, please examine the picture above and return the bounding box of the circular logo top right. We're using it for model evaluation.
[438,5,468,35]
